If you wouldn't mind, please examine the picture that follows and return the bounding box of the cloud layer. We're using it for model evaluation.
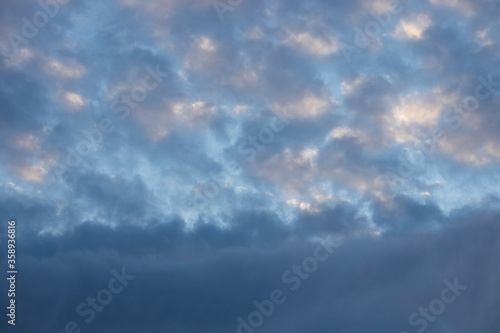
[1,0,500,332]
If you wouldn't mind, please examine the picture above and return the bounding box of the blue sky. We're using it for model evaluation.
[1,0,500,332]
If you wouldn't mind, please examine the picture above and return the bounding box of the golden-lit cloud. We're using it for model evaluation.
[285,32,338,56]
[429,0,475,16]
[63,92,86,110]
[15,134,40,152]
[272,93,330,118]
[384,87,461,143]
[16,164,47,183]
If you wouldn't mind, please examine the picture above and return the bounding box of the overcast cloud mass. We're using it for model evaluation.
[1,0,500,332]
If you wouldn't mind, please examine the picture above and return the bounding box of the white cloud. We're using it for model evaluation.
[63,92,86,110]
[394,14,432,40]
[385,87,460,143]
[16,165,47,183]
[197,36,216,52]
[285,32,338,56]
[272,93,330,118]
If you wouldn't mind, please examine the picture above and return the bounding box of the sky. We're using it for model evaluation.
[0,0,500,332]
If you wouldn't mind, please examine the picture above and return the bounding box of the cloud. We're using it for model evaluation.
[429,0,477,17]
[285,32,338,56]
[394,13,432,40]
